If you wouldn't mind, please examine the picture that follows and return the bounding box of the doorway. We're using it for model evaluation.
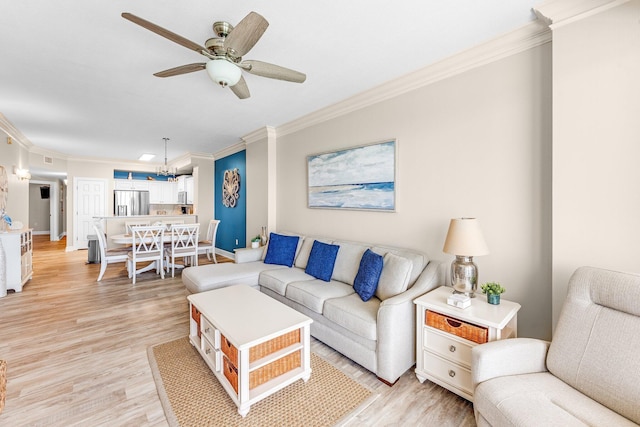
[73,177,107,250]
[29,179,62,241]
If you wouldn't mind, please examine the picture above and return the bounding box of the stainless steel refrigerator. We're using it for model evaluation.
[114,190,150,216]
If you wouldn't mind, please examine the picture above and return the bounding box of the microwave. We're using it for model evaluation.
[177,191,187,204]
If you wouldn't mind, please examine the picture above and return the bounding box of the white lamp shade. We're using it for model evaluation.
[442,218,489,256]
[206,59,242,87]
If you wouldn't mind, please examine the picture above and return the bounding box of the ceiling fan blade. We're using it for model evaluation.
[230,76,250,99]
[153,63,206,77]
[241,60,306,83]
[224,11,269,57]
[122,12,208,55]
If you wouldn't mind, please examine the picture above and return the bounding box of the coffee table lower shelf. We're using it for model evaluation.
[190,335,309,415]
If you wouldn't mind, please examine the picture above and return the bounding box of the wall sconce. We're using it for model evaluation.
[13,166,31,181]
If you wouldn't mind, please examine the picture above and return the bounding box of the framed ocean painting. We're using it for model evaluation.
[307,139,396,211]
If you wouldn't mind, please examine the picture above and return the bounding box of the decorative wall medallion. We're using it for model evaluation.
[222,168,240,208]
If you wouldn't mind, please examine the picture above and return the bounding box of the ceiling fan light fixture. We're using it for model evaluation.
[206,59,241,87]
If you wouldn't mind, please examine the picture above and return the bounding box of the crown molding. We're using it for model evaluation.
[242,126,276,145]
[276,20,551,138]
[213,141,245,160]
[0,113,33,150]
[533,0,629,29]
[29,145,69,160]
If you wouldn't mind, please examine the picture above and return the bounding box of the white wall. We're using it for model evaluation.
[551,1,640,326]
[272,43,553,339]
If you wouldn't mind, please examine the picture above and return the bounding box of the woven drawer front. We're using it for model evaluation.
[426,311,488,344]
[250,329,300,362]
[222,329,301,365]
[223,356,239,393]
[223,351,302,394]
[221,334,238,364]
[250,350,301,390]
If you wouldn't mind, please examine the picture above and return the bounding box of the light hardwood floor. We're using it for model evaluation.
[0,235,475,426]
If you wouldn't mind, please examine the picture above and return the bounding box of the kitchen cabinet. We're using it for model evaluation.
[148,181,178,204]
[186,176,194,204]
[114,179,149,191]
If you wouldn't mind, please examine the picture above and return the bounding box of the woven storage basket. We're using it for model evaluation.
[0,359,6,414]
[426,310,488,344]
[223,350,301,394]
[221,329,300,364]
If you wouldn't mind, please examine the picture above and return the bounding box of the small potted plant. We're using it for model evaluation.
[481,282,505,305]
[251,235,261,248]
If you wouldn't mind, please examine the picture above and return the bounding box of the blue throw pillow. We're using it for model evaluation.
[353,249,384,301]
[263,233,300,267]
[305,240,340,282]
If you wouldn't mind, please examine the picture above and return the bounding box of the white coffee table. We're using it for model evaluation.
[187,285,313,417]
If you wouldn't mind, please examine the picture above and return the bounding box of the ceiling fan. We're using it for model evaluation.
[122,11,306,99]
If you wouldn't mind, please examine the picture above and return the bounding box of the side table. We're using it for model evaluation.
[414,286,520,401]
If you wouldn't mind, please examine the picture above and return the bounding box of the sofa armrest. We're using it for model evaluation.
[235,247,264,263]
[472,338,550,389]
[375,261,444,382]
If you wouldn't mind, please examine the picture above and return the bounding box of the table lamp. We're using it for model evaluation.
[442,218,489,297]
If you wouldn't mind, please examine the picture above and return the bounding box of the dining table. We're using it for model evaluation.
[110,232,194,274]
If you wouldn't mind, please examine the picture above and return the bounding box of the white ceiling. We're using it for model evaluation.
[0,1,541,166]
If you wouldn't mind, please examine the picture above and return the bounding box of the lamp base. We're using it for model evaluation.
[450,255,478,298]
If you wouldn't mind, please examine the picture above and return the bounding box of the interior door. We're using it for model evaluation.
[74,178,107,249]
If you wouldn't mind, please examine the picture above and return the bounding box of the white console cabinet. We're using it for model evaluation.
[0,228,33,292]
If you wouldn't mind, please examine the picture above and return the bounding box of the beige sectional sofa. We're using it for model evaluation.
[182,232,444,384]
[472,267,640,426]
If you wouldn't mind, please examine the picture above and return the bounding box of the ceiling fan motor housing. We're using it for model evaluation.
[206,58,241,87]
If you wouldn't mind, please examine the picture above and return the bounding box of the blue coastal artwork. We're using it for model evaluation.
[307,140,396,211]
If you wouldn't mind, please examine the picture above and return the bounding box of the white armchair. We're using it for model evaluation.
[472,267,640,427]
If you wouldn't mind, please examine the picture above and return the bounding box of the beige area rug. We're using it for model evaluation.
[148,337,377,427]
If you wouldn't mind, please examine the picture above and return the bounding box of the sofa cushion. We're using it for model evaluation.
[474,372,638,427]
[285,279,354,314]
[264,233,300,267]
[305,240,340,282]
[375,252,413,300]
[323,293,380,341]
[372,245,427,287]
[260,268,315,296]
[182,262,285,294]
[331,241,369,286]
[353,249,383,301]
[294,236,331,269]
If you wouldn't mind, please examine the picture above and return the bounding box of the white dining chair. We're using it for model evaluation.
[166,223,200,277]
[127,225,165,284]
[92,222,129,282]
[198,219,220,263]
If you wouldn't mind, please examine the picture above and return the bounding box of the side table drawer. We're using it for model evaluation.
[424,328,474,368]
[422,351,472,395]
[201,316,220,349]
